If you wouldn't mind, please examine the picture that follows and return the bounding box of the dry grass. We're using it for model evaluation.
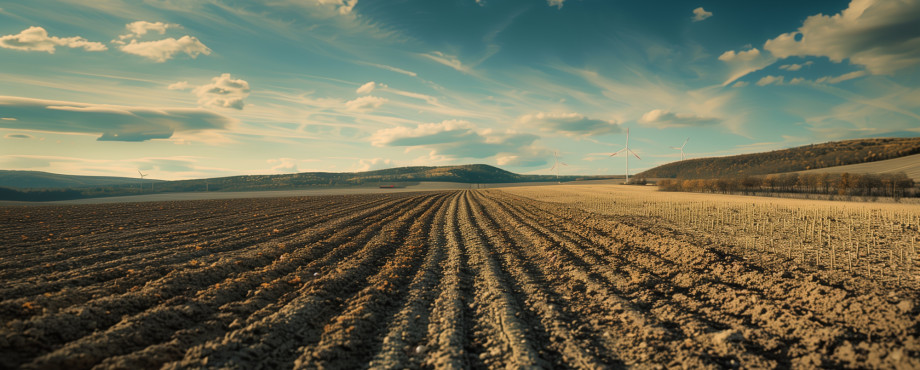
[501,184,920,286]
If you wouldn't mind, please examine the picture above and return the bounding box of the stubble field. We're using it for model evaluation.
[1,187,918,369]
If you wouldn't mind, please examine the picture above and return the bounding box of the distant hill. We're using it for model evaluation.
[795,153,920,181]
[0,164,580,201]
[637,137,920,179]
[0,170,163,189]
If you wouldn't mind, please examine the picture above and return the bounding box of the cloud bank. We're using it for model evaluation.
[763,0,920,74]
[0,96,232,141]
[639,109,721,128]
[519,112,620,137]
[371,120,539,159]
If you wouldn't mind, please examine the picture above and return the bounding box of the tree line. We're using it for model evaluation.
[657,172,916,200]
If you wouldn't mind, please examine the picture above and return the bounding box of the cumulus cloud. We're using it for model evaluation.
[118,21,175,40]
[518,112,620,137]
[638,109,721,128]
[0,95,232,142]
[119,35,211,62]
[371,120,539,159]
[756,75,785,86]
[548,0,565,9]
[356,81,376,94]
[0,26,107,53]
[193,73,251,110]
[763,0,920,74]
[692,7,713,22]
[345,95,386,111]
[167,81,191,90]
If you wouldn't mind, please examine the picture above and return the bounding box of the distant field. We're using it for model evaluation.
[795,153,920,181]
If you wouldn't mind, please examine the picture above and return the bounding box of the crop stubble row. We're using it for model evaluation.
[1,189,918,368]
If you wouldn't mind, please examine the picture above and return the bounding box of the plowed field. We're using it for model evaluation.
[1,190,918,369]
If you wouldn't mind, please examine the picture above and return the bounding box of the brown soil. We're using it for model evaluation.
[1,190,917,369]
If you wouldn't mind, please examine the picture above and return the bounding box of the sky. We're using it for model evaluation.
[1,0,919,180]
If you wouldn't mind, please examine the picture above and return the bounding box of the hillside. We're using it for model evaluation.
[637,137,920,179]
[795,153,920,181]
[0,164,576,201]
[0,170,163,189]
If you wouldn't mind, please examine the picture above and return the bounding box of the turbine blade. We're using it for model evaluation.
[560,161,568,166]
[629,149,641,159]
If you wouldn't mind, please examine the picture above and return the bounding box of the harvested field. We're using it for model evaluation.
[1,188,918,368]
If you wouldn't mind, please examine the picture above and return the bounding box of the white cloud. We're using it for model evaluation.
[119,35,211,62]
[547,0,565,9]
[356,81,376,94]
[193,73,251,110]
[316,0,358,15]
[421,51,473,74]
[518,112,620,137]
[371,120,539,160]
[167,81,191,90]
[356,158,396,171]
[815,70,867,84]
[755,75,784,86]
[717,48,776,85]
[119,21,175,40]
[692,7,712,22]
[778,61,813,71]
[763,0,920,74]
[0,26,107,53]
[345,95,386,111]
[732,81,749,88]
[268,157,300,173]
[639,109,721,128]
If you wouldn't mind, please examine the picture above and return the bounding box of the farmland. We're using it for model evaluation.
[2,187,919,368]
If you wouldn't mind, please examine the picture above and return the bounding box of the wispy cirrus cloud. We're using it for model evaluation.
[0,95,233,142]
[0,26,107,53]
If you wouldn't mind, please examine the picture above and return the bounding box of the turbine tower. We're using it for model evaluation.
[138,170,147,191]
[670,137,689,161]
[610,128,641,184]
[550,151,567,183]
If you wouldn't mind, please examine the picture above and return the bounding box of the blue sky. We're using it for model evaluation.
[1,0,918,180]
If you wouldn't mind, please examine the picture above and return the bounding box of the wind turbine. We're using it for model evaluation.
[138,170,147,191]
[610,128,641,184]
[670,137,689,161]
[550,151,567,183]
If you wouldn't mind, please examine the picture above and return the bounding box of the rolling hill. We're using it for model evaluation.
[637,137,920,179]
[0,170,163,189]
[795,153,920,181]
[0,164,581,201]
